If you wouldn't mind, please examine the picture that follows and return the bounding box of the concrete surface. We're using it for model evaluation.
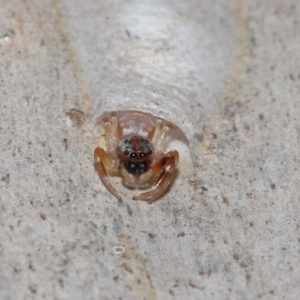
[1,0,300,299]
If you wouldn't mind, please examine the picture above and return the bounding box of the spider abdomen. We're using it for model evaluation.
[117,112,155,140]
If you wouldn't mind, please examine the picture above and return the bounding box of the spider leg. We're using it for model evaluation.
[152,119,176,152]
[94,147,122,201]
[133,150,179,202]
[101,112,118,153]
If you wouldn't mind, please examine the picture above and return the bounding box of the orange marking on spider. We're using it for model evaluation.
[94,111,179,202]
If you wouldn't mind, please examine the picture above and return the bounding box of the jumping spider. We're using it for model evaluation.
[94,111,179,202]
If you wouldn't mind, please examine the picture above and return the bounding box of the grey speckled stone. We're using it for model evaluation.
[0,0,300,299]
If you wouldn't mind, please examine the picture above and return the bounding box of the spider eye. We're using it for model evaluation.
[124,150,129,155]
[147,149,152,155]
[139,152,146,158]
[138,163,147,174]
[130,153,137,158]
[126,163,137,174]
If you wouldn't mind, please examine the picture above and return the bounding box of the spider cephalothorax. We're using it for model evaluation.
[94,111,179,202]
[117,136,153,175]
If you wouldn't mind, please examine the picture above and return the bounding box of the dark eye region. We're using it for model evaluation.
[124,151,152,158]
[126,162,148,175]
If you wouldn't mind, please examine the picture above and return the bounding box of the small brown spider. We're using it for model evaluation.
[94,111,179,202]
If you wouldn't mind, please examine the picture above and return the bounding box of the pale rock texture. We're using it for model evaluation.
[0,0,300,299]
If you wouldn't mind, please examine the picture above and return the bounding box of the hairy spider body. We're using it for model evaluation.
[94,111,179,202]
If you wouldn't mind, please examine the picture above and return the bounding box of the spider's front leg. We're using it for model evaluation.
[133,150,179,202]
[101,112,118,153]
[94,147,122,201]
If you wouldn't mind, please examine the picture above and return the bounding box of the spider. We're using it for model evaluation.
[94,111,179,202]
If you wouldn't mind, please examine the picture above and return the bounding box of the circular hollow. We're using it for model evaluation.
[93,110,194,177]
[112,246,126,254]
